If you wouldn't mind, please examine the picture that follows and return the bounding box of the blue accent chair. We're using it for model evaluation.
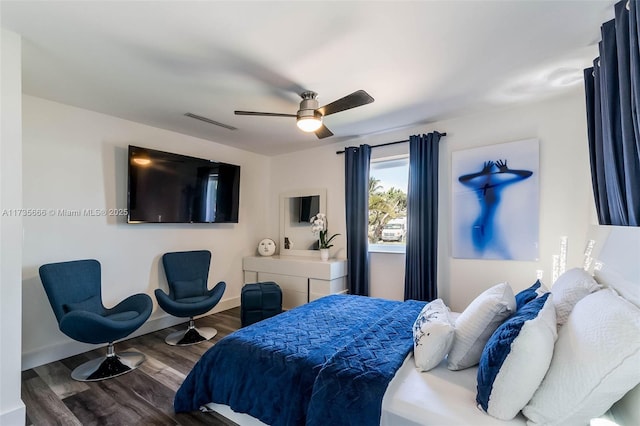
[39,259,153,381]
[155,250,226,345]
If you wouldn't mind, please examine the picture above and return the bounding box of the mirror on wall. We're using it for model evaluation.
[280,188,327,257]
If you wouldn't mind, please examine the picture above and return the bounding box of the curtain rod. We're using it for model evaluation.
[335,132,447,155]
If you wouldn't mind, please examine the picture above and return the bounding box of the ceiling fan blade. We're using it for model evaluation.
[317,90,374,116]
[315,124,334,139]
[234,111,297,117]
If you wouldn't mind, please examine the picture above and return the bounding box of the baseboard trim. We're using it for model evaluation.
[0,402,25,426]
[22,296,240,371]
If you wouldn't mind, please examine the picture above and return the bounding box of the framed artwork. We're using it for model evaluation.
[452,139,539,260]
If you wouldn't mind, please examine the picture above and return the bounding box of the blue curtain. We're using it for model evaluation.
[584,0,640,226]
[404,132,442,301]
[345,144,371,296]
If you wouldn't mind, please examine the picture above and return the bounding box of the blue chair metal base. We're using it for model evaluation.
[71,343,145,381]
[164,318,217,346]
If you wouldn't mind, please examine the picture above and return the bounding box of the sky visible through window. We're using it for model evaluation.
[371,158,409,192]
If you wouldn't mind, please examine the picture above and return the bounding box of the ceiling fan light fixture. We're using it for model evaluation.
[296,110,323,132]
[235,89,373,138]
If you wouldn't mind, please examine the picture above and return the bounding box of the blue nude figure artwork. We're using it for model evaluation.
[452,139,539,260]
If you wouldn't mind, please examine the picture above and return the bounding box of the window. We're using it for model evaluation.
[369,156,409,253]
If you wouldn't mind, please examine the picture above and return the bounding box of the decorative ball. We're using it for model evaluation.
[258,238,276,256]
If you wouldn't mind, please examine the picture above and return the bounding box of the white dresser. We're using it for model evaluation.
[242,256,348,310]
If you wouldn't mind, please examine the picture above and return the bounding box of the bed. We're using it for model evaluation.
[175,226,640,426]
[175,294,426,426]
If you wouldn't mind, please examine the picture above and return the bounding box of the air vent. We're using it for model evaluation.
[184,113,237,131]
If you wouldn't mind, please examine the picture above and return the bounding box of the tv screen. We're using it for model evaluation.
[127,146,240,223]
[298,195,320,223]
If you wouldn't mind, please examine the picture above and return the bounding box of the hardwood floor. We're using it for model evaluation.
[22,308,243,426]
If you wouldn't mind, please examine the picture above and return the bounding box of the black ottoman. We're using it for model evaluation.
[241,282,282,327]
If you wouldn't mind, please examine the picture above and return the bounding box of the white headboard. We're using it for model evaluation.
[587,226,640,308]
[587,226,640,426]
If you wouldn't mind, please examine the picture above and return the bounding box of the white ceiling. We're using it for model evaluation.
[1,1,614,156]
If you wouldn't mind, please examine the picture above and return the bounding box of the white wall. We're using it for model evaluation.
[437,90,593,311]
[1,29,26,425]
[270,89,594,311]
[21,96,270,369]
[269,145,348,259]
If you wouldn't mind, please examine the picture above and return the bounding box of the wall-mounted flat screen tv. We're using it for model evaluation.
[127,145,240,223]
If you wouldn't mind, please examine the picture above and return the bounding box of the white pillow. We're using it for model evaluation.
[447,282,516,371]
[476,293,557,420]
[522,288,640,426]
[413,299,454,372]
[550,267,601,326]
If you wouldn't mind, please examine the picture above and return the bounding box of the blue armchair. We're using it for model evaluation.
[39,259,152,381]
[155,250,226,345]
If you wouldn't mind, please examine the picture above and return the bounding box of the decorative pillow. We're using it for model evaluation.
[550,268,601,326]
[476,293,557,420]
[62,295,104,314]
[413,299,455,372]
[447,282,516,371]
[172,278,206,300]
[514,280,548,310]
[522,288,640,426]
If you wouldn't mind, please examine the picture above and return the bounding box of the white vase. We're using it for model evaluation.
[320,248,329,261]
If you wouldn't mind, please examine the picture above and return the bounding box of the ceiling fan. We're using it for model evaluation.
[234,90,374,139]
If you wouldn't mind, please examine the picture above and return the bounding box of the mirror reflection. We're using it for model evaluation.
[280,189,326,256]
[285,196,320,250]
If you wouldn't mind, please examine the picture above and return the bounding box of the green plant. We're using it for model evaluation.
[318,229,340,249]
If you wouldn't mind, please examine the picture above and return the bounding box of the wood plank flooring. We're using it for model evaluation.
[22,308,243,426]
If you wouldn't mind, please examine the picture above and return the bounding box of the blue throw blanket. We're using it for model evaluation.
[174,294,425,426]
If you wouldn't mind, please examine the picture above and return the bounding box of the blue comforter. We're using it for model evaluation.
[174,294,425,426]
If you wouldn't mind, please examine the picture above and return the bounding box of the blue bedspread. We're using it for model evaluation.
[174,294,425,426]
